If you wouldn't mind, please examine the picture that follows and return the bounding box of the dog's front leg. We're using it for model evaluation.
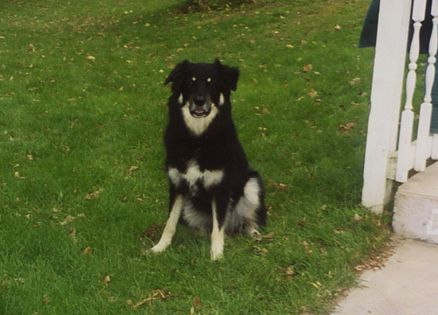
[149,195,183,254]
[211,198,226,261]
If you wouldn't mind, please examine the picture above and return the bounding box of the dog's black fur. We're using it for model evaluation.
[150,59,266,260]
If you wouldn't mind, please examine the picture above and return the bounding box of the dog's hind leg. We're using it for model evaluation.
[210,199,226,261]
[149,195,183,254]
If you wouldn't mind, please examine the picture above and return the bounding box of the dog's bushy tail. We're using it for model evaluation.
[247,170,267,227]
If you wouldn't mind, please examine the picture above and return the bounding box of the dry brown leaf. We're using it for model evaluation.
[85,55,96,61]
[69,227,77,243]
[308,88,318,98]
[42,295,50,305]
[14,171,26,179]
[262,231,274,241]
[190,296,201,314]
[127,165,139,177]
[310,281,322,289]
[85,188,103,200]
[270,182,287,192]
[353,213,363,222]
[82,246,92,255]
[102,274,111,285]
[130,289,170,309]
[60,215,75,226]
[302,64,313,73]
[302,241,313,254]
[254,106,270,115]
[253,246,269,256]
[141,223,163,240]
[339,122,355,133]
[28,43,36,52]
[349,77,361,85]
[282,265,295,280]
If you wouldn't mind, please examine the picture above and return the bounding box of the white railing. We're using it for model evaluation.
[362,0,438,213]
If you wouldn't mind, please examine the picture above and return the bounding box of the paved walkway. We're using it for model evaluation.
[333,238,438,315]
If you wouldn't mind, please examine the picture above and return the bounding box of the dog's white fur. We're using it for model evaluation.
[210,201,225,260]
[149,196,183,254]
[168,160,224,190]
[181,102,219,136]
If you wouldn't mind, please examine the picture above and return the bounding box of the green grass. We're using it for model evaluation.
[0,0,390,314]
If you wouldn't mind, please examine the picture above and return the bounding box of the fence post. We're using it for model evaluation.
[362,0,412,213]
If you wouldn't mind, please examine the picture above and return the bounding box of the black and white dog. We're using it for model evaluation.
[149,59,266,260]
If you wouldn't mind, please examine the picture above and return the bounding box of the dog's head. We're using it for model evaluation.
[164,59,239,135]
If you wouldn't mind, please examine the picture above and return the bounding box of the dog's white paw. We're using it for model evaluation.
[146,243,167,255]
[247,227,262,240]
[210,242,224,261]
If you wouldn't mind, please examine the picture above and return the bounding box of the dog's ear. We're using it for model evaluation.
[164,60,188,90]
[215,59,239,92]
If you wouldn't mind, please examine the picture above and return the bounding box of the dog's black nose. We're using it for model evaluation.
[194,96,206,106]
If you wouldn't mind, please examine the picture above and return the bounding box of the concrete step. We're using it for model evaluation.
[393,161,438,243]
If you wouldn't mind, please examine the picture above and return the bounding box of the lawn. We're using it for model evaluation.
[0,0,390,314]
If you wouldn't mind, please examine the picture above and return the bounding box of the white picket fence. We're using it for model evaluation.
[362,0,438,213]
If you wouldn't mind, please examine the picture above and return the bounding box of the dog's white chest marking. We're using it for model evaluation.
[181,102,218,136]
[168,161,224,191]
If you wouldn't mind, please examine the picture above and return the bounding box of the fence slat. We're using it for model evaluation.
[415,1,438,170]
[362,0,412,212]
[433,134,438,158]
[397,10,424,182]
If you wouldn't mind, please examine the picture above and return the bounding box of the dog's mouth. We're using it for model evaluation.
[190,107,211,118]
[189,99,212,118]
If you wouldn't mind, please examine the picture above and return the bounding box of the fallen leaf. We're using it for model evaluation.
[353,213,363,222]
[282,265,295,280]
[190,296,201,314]
[334,24,342,30]
[270,182,287,192]
[85,55,96,61]
[69,227,77,243]
[127,165,139,176]
[42,295,50,305]
[262,232,275,241]
[85,188,103,200]
[349,77,361,85]
[339,122,355,133]
[82,246,92,255]
[102,274,111,285]
[28,43,36,52]
[308,89,318,98]
[14,171,26,179]
[141,224,163,240]
[130,289,170,309]
[192,296,201,308]
[253,106,270,115]
[302,241,313,254]
[253,245,269,256]
[302,64,313,73]
[60,215,75,226]
[310,281,322,289]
